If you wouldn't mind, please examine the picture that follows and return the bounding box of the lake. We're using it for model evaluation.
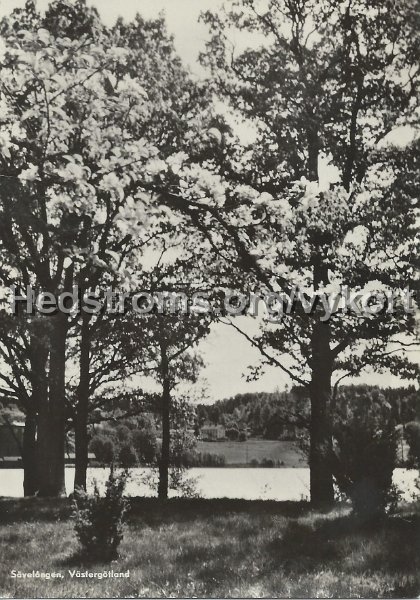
[0,467,418,502]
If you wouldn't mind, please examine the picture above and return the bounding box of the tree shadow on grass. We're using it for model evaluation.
[361,514,420,575]
[266,517,345,573]
[0,497,72,524]
[0,497,309,526]
[128,497,308,526]
[266,511,420,580]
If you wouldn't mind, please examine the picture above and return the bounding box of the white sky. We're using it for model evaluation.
[0,0,418,400]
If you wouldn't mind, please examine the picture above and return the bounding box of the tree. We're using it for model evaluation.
[0,0,214,496]
[140,314,209,500]
[191,0,420,506]
[0,6,155,494]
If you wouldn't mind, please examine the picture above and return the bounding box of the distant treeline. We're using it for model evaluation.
[196,385,420,441]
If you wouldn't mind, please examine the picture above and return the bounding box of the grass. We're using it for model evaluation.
[0,497,419,598]
[196,440,306,467]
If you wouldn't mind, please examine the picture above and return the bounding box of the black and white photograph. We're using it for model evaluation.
[0,0,419,597]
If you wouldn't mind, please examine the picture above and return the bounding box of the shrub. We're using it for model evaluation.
[238,431,247,442]
[332,395,399,520]
[118,444,138,467]
[89,435,115,465]
[73,467,128,562]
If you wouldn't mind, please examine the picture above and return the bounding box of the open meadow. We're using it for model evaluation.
[0,497,419,598]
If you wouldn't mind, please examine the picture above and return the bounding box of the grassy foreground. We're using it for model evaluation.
[0,497,419,598]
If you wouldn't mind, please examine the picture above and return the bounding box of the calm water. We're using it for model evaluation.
[0,467,418,502]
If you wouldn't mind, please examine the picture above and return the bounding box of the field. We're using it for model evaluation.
[0,497,419,598]
[196,439,306,467]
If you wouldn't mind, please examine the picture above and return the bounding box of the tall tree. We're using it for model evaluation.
[0,0,216,496]
[181,0,420,506]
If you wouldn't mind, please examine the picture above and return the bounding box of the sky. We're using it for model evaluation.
[0,0,418,401]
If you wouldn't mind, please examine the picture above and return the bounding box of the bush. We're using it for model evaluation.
[118,444,138,468]
[238,431,247,442]
[332,396,398,520]
[73,467,128,562]
[89,435,115,465]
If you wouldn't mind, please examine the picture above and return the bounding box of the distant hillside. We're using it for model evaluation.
[196,385,419,441]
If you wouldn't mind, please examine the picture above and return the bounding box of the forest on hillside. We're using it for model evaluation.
[196,385,420,441]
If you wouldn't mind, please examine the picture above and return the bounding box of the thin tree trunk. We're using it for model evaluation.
[74,312,91,492]
[158,342,171,500]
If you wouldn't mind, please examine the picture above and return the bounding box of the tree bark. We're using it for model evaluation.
[309,260,334,507]
[37,382,50,496]
[23,407,38,496]
[158,342,171,500]
[309,321,334,507]
[305,126,335,508]
[74,312,91,492]
[38,312,68,497]
[27,328,49,497]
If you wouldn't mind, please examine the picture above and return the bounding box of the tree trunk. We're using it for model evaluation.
[27,329,49,497]
[305,127,335,508]
[309,323,334,507]
[309,260,334,507]
[38,312,68,497]
[158,342,171,500]
[37,385,50,496]
[23,408,38,496]
[74,313,91,492]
